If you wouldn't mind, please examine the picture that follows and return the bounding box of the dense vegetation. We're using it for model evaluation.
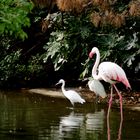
[0,0,140,89]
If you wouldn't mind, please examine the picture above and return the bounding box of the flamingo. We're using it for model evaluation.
[56,79,86,106]
[89,47,131,119]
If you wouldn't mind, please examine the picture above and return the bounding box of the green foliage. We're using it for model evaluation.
[94,32,140,73]
[0,0,33,40]
[0,38,22,81]
[44,31,67,70]
[0,38,44,87]
[27,54,44,76]
[43,12,93,75]
[43,11,140,80]
[0,0,140,88]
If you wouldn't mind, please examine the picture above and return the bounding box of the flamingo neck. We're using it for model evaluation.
[92,49,100,80]
[61,81,66,94]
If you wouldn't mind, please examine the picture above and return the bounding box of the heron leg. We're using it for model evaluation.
[95,95,99,104]
[113,85,123,120]
[71,101,74,107]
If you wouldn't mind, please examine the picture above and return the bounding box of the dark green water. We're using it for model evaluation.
[0,90,139,140]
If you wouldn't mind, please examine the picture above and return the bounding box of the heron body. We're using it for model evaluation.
[56,79,85,106]
[88,79,106,98]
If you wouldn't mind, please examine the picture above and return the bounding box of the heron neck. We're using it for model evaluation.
[92,49,100,79]
[61,81,66,93]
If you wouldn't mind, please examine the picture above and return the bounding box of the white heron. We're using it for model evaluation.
[88,78,107,99]
[56,79,86,106]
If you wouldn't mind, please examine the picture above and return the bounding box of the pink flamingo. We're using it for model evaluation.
[89,47,131,120]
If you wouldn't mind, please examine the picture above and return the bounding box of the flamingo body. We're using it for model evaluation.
[98,62,131,88]
[56,79,85,106]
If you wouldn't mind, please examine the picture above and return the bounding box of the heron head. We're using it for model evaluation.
[89,47,98,58]
[56,79,64,85]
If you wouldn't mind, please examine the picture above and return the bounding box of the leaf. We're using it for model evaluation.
[0,0,33,39]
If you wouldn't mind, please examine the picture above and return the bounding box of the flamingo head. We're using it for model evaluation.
[89,47,98,58]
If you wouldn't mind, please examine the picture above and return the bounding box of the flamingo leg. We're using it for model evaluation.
[107,85,113,116]
[107,85,113,140]
[117,115,123,140]
[113,85,123,120]
[114,85,123,140]
[107,114,110,140]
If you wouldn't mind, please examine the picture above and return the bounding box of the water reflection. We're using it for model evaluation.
[59,111,84,137]
[59,109,105,139]
[107,86,123,140]
[86,109,104,131]
[107,107,123,140]
[0,90,140,140]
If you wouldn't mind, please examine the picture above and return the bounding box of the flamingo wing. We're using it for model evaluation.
[98,62,131,88]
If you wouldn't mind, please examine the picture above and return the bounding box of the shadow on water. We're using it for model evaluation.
[0,90,140,140]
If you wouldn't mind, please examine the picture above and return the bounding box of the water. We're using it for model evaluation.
[0,90,139,140]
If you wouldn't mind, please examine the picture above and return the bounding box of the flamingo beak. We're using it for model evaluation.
[89,52,94,58]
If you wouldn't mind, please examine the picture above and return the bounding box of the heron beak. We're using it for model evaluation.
[55,82,60,86]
